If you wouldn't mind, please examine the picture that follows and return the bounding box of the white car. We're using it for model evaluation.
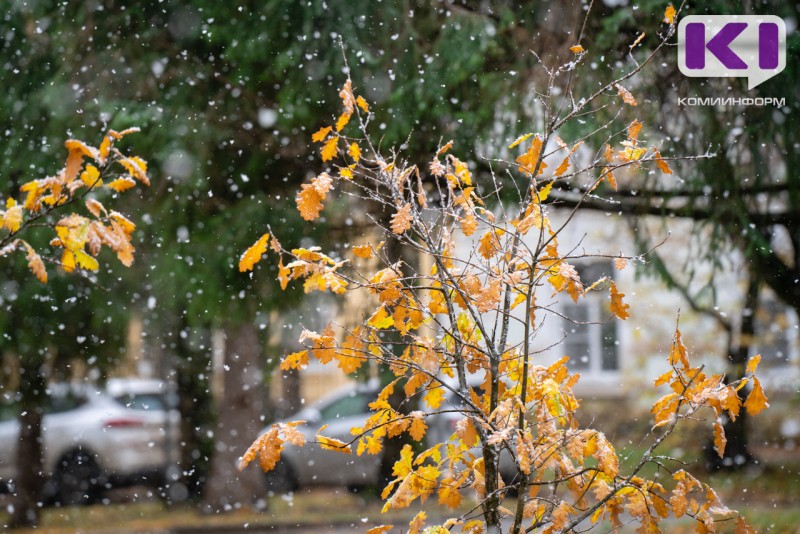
[0,378,180,505]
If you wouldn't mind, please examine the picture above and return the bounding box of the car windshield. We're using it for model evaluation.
[318,392,370,421]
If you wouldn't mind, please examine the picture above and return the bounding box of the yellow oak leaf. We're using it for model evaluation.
[118,156,149,185]
[664,4,676,24]
[368,306,395,329]
[745,354,761,375]
[391,203,413,235]
[438,477,463,509]
[424,386,445,409]
[239,232,271,272]
[516,136,547,175]
[316,428,351,454]
[336,111,351,132]
[73,250,98,271]
[312,125,332,143]
[508,132,533,149]
[80,164,102,188]
[321,136,339,162]
[609,282,630,320]
[3,200,22,233]
[409,511,427,534]
[348,142,361,162]
[107,177,136,192]
[366,526,393,534]
[356,95,370,113]
[570,44,585,54]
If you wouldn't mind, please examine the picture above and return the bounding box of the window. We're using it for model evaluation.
[561,262,619,373]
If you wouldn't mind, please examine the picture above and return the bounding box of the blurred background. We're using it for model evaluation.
[0,0,798,531]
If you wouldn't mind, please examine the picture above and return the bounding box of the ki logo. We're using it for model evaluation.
[678,15,786,89]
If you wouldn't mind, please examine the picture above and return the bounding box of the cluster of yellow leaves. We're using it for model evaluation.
[0,129,147,282]
[652,329,768,460]
[301,79,371,218]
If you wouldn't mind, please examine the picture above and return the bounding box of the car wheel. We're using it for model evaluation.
[264,460,298,494]
[53,449,104,506]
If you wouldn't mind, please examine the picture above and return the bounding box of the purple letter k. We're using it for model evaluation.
[686,22,748,70]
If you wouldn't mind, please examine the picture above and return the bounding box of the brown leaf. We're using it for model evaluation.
[391,203,413,235]
[614,83,637,106]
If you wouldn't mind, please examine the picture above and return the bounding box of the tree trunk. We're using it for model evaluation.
[202,322,267,512]
[9,357,46,528]
[176,336,215,500]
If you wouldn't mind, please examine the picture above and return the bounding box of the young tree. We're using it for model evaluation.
[238,10,769,532]
[0,129,148,527]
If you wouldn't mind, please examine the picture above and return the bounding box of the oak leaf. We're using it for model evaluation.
[107,177,136,192]
[336,111,351,132]
[609,282,630,320]
[515,136,547,175]
[713,419,726,458]
[348,142,361,162]
[353,244,373,259]
[316,427,352,454]
[280,350,309,371]
[21,241,47,283]
[312,126,332,143]
[664,4,676,24]
[391,203,413,235]
[614,83,637,106]
[745,354,761,375]
[743,378,768,415]
[321,136,339,162]
[239,232,271,272]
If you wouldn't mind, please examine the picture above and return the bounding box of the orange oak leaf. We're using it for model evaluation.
[391,203,413,235]
[312,126,332,143]
[239,232,271,272]
[614,83,637,106]
[664,4,676,24]
[744,377,769,415]
[21,240,47,283]
[353,244,373,259]
[321,136,339,162]
[609,282,630,320]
